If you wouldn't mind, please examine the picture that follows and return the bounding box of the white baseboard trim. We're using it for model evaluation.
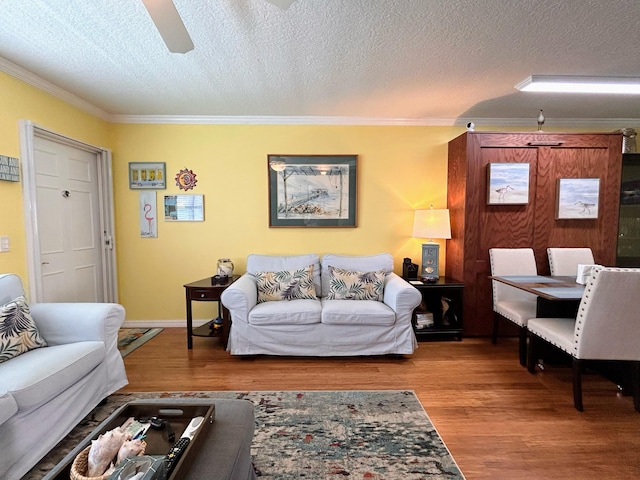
[122,319,209,328]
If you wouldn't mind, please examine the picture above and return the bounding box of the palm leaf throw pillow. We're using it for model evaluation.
[327,266,385,301]
[253,265,317,303]
[0,295,47,363]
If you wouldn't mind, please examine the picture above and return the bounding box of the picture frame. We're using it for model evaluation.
[139,191,157,237]
[486,163,530,205]
[129,162,166,190]
[164,194,204,221]
[268,155,357,227]
[556,178,600,220]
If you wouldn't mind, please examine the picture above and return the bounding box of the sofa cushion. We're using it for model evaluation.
[0,391,18,426]
[254,265,317,303]
[0,296,47,363]
[321,298,396,325]
[248,299,322,326]
[0,341,104,411]
[247,254,322,296]
[320,253,393,297]
[326,266,385,301]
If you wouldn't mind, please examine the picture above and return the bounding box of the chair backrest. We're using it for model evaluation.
[547,248,595,276]
[489,248,538,305]
[573,267,640,361]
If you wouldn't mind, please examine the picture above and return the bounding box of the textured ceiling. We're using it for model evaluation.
[0,0,639,125]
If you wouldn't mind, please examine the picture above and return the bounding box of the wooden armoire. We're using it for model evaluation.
[445,131,623,337]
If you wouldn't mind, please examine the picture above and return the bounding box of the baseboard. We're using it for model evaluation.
[122,319,209,328]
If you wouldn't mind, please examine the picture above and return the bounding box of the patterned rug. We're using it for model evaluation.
[28,390,464,479]
[117,328,163,357]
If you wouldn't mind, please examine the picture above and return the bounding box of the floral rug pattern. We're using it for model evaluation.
[28,390,464,479]
[117,327,163,357]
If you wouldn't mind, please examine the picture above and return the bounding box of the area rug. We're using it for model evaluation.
[27,390,464,479]
[117,327,163,357]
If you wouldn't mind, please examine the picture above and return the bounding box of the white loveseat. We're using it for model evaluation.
[0,274,128,480]
[220,253,422,356]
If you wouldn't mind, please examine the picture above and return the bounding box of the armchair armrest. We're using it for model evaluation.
[29,302,125,347]
[220,274,258,325]
[383,273,422,323]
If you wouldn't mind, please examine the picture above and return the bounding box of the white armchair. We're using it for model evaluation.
[527,267,640,412]
[0,274,128,480]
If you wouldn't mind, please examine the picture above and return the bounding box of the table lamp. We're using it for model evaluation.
[412,207,451,281]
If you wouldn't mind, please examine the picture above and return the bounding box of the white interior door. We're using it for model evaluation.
[34,137,104,301]
[20,121,118,303]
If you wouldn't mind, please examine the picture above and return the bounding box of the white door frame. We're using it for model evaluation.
[19,120,118,302]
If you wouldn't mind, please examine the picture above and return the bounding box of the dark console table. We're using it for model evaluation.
[184,275,240,349]
[408,277,464,341]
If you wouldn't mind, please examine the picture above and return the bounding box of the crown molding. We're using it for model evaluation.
[3,56,638,129]
[0,57,112,121]
[108,114,458,126]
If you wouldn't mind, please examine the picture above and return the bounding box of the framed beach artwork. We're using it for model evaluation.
[556,178,600,220]
[268,155,357,227]
[164,194,204,221]
[486,163,530,205]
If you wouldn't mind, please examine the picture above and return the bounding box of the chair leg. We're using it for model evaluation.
[527,333,537,373]
[631,361,640,413]
[518,327,527,367]
[572,358,584,412]
[492,312,499,344]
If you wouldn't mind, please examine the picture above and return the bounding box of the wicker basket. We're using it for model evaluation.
[70,442,147,480]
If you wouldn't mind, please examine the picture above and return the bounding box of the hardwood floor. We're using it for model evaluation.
[121,329,640,479]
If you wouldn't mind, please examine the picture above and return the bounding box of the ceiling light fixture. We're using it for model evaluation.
[516,75,640,94]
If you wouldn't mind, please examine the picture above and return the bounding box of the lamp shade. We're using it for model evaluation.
[412,209,451,240]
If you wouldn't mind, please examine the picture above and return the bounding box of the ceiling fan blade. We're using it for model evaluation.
[141,0,194,53]
[265,0,297,9]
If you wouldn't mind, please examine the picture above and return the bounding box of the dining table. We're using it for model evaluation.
[489,274,585,318]
[490,273,636,395]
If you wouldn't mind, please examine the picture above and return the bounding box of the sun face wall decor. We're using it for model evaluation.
[175,167,197,190]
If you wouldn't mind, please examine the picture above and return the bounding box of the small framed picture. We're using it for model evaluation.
[164,194,204,221]
[486,163,530,205]
[129,162,166,190]
[556,178,600,220]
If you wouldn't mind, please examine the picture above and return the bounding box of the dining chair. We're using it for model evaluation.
[547,247,595,276]
[489,248,538,366]
[527,267,640,412]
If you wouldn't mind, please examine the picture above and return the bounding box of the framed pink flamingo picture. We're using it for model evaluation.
[139,191,157,238]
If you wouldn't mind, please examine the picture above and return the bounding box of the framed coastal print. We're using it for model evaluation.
[486,163,530,205]
[164,194,204,221]
[556,178,600,220]
[268,155,357,227]
[129,162,166,190]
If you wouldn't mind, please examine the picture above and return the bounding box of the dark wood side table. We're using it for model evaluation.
[184,275,240,349]
[408,277,464,341]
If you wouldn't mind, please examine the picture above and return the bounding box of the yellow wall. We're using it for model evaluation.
[3,71,638,323]
[110,123,461,320]
[0,71,110,282]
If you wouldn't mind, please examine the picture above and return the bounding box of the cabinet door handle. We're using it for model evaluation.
[527,141,564,146]
[200,293,205,298]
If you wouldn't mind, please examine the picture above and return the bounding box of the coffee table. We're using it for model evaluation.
[44,398,256,480]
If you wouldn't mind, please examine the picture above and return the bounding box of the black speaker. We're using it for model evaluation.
[402,258,418,280]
